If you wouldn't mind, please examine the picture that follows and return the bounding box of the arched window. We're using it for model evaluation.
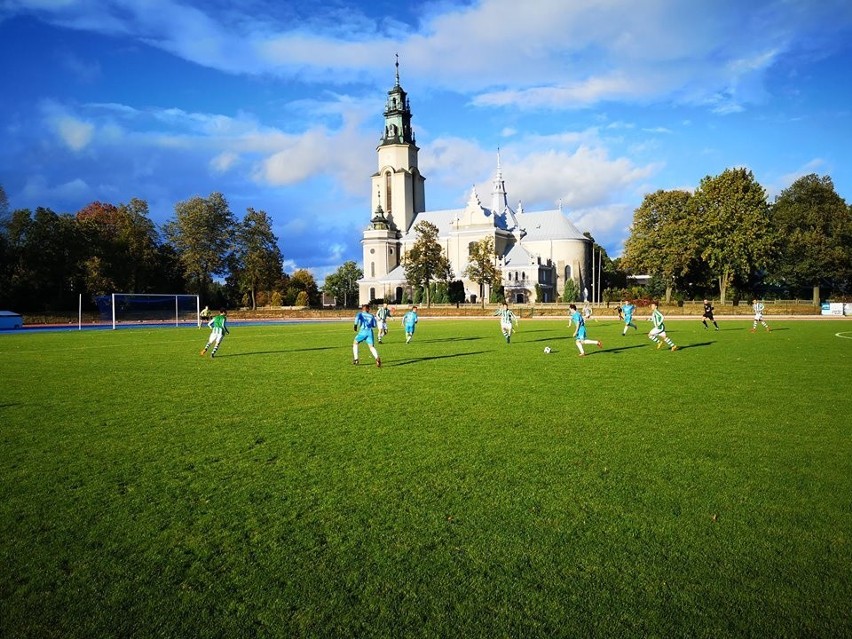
[565,265,572,281]
[522,272,526,281]
[370,262,375,277]
[369,287,376,301]
[385,172,392,214]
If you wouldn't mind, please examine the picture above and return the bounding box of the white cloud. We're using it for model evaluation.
[54,115,95,150]
[210,151,239,174]
[11,0,852,114]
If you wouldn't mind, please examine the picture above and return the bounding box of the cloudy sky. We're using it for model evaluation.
[2,0,851,279]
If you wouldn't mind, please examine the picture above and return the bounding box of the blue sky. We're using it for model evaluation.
[2,0,852,280]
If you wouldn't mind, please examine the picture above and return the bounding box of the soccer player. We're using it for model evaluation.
[494,302,518,343]
[621,299,637,335]
[402,305,418,343]
[702,299,719,330]
[582,301,595,322]
[353,303,381,367]
[648,302,677,351]
[751,298,771,333]
[200,309,229,358]
[376,303,392,343]
[569,303,602,357]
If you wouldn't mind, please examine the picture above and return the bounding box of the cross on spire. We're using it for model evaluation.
[395,53,400,86]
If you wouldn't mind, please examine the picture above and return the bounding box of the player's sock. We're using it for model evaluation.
[576,342,585,355]
[702,320,707,328]
[665,337,674,347]
[368,345,379,360]
[353,344,359,360]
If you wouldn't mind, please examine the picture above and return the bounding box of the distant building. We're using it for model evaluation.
[359,63,592,305]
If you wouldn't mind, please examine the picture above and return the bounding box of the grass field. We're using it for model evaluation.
[1,316,851,638]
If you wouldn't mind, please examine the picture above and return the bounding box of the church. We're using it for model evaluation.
[358,64,593,306]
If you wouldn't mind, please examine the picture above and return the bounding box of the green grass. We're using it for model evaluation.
[1,317,851,638]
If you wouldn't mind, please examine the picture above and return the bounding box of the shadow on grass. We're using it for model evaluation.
[526,335,572,344]
[600,344,651,355]
[217,345,341,358]
[418,336,484,344]
[387,351,491,367]
[674,341,714,350]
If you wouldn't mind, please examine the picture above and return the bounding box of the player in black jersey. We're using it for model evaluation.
[701,299,719,330]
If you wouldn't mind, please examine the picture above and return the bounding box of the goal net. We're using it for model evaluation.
[96,293,201,329]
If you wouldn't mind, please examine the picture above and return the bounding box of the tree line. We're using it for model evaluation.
[619,169,852,304]
[0,189,321,313]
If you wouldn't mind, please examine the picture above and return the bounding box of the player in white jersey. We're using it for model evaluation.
[648,302,677,351]
[376,303,392,343]
[494,302,518,343]
[200,309,229,358]
[750,299,771,333]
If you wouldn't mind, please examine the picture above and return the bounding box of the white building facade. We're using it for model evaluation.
[359,66,592,305]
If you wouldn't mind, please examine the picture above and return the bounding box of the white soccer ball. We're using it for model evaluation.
[544,346,552,354]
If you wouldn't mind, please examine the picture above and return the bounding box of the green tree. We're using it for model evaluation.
[287,269,319,307]
[562,278,579,303]
[448,280,465,307]
[233,208,283,310]
[164,192,236,298]
[769,174,852,302]
[4,208,83,311]
[692,168,774,304]
[622,190,697,303]
[403,220,449,308]
[75,199,162,295]
[323,260,363,308]
[463,236,502,307]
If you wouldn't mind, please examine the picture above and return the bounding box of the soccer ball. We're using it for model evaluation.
[544,346,552,354]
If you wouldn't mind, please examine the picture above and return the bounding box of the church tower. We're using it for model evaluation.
[361,58,425,303]
[371,57,425,234]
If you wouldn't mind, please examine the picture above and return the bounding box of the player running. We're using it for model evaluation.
[702,299,719,330]
[751,299,771,333]
[569,303,602,357]
[402,305,418,343]
[621,299,637,335]
[648,302,677,351]
[200,309,229,358]
[353,304,381,367]
[494,302,519,343]
[376,303,392,343]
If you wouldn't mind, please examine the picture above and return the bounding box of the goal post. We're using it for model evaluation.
[95,293,201,329]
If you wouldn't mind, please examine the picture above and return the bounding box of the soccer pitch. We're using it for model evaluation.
[1,318,850,638]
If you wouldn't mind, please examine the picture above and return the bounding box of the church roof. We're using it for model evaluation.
[502,242,534,266]
[400,206,587,243]
[515,209,588,242]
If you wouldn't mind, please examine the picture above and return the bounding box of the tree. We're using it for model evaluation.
[692,168,774,304]
[323,260,363,308]
[448,280,465,307]
[769,174,852,302]
[287,269,320,307]
[75,199,162,295]
[233,208,283,310]
[163,192,236,299]
[621,190,698,303]
[3,208,83,311]
[402,220,449,308]
[463,235,502,307]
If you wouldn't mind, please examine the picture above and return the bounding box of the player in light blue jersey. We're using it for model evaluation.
[569,304,602,356]
[494,302,518,343]
[648,302,677,351]
[402,305,418,343]
[621,299,637,335]
[353,304,381,367]
[750,299,771,333]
